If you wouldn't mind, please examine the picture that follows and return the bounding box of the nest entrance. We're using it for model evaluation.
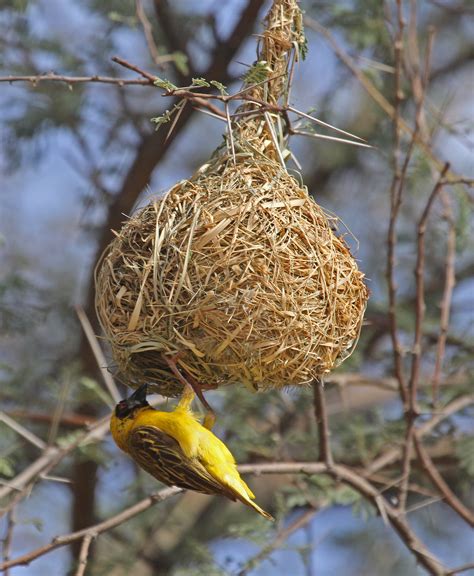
[95,156,368,396]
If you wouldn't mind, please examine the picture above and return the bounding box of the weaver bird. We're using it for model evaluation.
[110,384,273,520]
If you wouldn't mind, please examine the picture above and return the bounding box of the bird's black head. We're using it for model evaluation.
[115,384,149,420]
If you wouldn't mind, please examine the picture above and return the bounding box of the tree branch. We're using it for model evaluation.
[312,379,333,467]
[0,73,153,86]
[1,463,448,575]
[413,433,474,527]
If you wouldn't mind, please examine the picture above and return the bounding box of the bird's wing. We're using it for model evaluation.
[128,426,236,499]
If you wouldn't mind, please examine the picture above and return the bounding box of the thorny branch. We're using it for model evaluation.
[74,533,96,576]
[431,191,456,404]
[413,433,474,527]
[0,463,448,575]
[1,55,371,150]
[386,0,409,407]
[0,73,153,86]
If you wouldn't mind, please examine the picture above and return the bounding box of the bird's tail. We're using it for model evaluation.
[246,499,275,521]
[226,473,274,521]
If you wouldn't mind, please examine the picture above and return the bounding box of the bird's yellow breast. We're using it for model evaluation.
[110,405,206,458]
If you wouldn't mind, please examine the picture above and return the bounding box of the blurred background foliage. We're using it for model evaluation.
[0,0,473,574]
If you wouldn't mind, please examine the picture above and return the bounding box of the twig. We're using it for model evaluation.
[405,7,437,416]
[75,305,121,404]
[0,74,152,86]
[398,424,415,513]
[0,486,182,571]
[113,55,370,150]
[431,192,456,404]
[367,394,473,475]
[398,161,449,511]
[225,102,236,163]
[409,163,450,409]
[74,533,96,576]
[0,412,46,451]
[413,433,474,527]
[289,129,373,148]
[6,410,96,428]
[135,0,164,69]
[245,463,446,575]
[312,379,333,467]
[446,562,474,575]
[111,56,156,82]
[303,15,463,183]
[164,101,188,143]
[0,463,448,575]
[47,374,73,446]
[287,105,367,141]
[326,372,468,393]
[264,111,286,165]
[1,510,15,576]
[0,417,110,506]
[385,0,409,408]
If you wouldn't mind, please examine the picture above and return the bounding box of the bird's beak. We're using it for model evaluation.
[127,383,148,408]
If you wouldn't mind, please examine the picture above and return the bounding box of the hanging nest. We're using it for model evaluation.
[94,0,368,397]
[95,155,367,395]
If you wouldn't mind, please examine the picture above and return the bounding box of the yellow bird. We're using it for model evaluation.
[110,384,273,520]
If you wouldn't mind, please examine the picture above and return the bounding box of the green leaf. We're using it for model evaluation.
[151,109,174,128]
[172,52,189,75]
[191,77,210,88]
[210,80,228,95]
[153,77,178,91]
[298,36,308,61]
[243,60,273,85]
[0,457,14,478]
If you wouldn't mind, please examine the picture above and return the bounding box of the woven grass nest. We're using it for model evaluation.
[95,153,368,396]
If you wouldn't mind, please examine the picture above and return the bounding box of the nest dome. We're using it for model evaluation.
[95,156,368,396]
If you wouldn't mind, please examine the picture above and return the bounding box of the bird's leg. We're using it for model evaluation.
[185,372,216,430]
[177,384,195,411]
[162,353,216,429]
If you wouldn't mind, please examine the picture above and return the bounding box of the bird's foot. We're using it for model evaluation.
[161,353,216,429]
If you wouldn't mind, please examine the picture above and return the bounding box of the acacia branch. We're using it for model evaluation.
[413,433,474,527]
[386,0,409,406]
[152,0,195,83]
[0,418,110,509]
[0,463,448,575]
[135,0,165,69]
[409,162,450,407]
[367,394,473,475]
[73,533,96,576]
[431,192,456,404]
[0,73,153,86]
[0,486,182,571]
[303,15,465,184]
